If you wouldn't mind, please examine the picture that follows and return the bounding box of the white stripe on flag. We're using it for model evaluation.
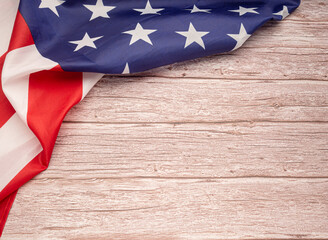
[0,113,42,192]
[2,44,58,124]
[82,72,104,99]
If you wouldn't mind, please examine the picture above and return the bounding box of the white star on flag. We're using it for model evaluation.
[187,5,211,13]
[273,5,289,20]
[227,23,251,51]
[229,6,259,16]
[176,22,209,49]
[69,32,103,52]
[123,23,157,46]
[134,0,164,15]
[39,0,64,17]
[122,63,130,74]
[83,0,116,21]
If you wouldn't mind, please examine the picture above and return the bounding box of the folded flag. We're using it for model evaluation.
[0,0,300,235]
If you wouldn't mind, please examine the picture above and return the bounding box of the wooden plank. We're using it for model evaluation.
[292,1,328,22]
[3,178,328,240]
[65,78,328,123]
[282,0,328,21]
[142,45,328,81]
[38,122,328,178]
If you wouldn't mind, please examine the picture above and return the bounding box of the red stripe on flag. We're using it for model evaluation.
[28,65,83,164]
[8,12,34,51]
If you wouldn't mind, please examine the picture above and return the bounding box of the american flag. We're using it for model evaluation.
[0,0,300,235]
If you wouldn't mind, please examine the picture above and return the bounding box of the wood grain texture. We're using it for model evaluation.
[66,78,328,123]
[3,178,328,240]
[2,1,328,239]
[47,122,328,178]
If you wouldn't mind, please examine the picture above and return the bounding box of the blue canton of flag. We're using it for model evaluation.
[20,0,300,74]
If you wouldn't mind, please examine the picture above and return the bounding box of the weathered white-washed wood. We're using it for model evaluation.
[65,78,328,123]
[291,1,328,22]
[142,45,328,81]
[43,122,328,178]
[142,33,328,81]
[3,178,328,240]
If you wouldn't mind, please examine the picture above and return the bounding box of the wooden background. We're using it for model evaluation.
[2,1,328,239]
